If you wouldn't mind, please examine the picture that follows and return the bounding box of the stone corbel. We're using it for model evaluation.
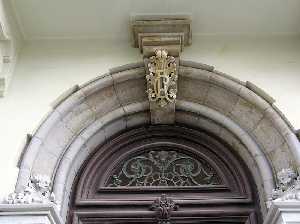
[131,15,192,124]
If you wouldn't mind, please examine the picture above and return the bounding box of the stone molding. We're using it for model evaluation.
[15,61,300,222]
[131,14,191,56]
[264,201,300,224]
[0,204,63,224]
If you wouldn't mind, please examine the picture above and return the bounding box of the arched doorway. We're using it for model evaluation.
[14,61,300,223]
[69,125,262,223]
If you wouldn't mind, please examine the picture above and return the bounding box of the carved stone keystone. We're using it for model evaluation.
[131,15,192,124]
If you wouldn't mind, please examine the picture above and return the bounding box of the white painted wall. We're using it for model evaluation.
[0,35,299,200]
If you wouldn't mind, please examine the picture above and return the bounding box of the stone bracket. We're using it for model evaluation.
[131,15,191,57]
[132,15,191,124]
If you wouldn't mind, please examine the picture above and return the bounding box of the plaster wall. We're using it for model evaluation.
[0,35,300,200]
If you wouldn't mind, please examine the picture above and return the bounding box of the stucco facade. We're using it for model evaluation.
[0,1,300,223]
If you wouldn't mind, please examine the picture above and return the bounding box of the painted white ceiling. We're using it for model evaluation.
[11,0,300,40]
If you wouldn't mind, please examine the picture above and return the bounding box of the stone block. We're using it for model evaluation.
[50,85,79,109]
[264,107,292,137]
[126,112,150,128]
[175,111,199,128]
[98,108,125,126]
[229,97,264,132]
[85,85,121,118]
[109,62,144,74]
[62,102,96,134]
[81,74,113,96]
[177,76,210,104]
[253,117,285,153]
[84,129,106,153]
[123,101,149,115]
[246,81,275,105]
[213,70,245,86]
[103,117,127,139]
[31,147,59,178]
[210,72,243,94]
[111,67,145,84]
[54,89,86,117]
[204,85,239,115]
[34,110,62,140]
[239,86,271,111]
[18,136,42,170]
[197,116,222,136]
[41,120,75,157]
[114,77,147,106]
[179,66,211,81]
[180,60,214,72]
[268,143,295,173]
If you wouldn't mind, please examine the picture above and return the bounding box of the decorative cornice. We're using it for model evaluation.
[271,168,300,201]
[4,175,57,205]
[131,14,191,56]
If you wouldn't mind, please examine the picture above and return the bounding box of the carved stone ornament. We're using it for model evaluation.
[271,168,300,201]
[4,174,57,204]
[146,49,177,107]
[150,194,179,224]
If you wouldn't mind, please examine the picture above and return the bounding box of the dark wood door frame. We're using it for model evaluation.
[68,125,262,224]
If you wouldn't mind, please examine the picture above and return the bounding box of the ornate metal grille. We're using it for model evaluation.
[106,150,222,187]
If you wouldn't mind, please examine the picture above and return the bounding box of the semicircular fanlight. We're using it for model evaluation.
[105,150,222,188]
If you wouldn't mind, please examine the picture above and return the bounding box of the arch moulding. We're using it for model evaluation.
[11,60,300,223]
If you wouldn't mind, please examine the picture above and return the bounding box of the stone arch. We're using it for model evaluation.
[16,60,300,222]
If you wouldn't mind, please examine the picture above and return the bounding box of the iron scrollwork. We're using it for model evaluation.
[150,194,178,224]
[106,150,221,187]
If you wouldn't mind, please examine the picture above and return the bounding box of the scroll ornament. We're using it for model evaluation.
[146,49,177,107]
[4,175,57,204]
[271,168,300,201]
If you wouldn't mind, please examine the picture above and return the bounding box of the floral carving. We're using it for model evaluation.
[272,168,300,201]
[146,49,177,107]
[4,175,56,204]
[150,194,178,224]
